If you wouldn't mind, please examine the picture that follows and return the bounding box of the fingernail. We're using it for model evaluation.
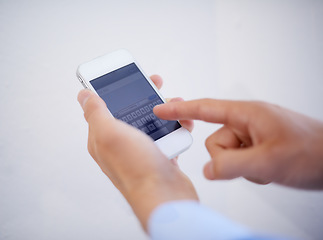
[169,97,184,102]
[78,90,92,108]
[153,104,162,111]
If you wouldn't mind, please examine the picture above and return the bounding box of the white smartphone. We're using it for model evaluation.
[76,49,192,159]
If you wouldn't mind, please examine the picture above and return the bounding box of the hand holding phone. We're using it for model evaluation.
[76,49,193,159]
[77,88,198,229]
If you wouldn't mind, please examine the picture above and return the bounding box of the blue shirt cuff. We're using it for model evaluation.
[148,200,254,240]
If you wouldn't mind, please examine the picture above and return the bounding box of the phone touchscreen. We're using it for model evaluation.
[90,63,181,141]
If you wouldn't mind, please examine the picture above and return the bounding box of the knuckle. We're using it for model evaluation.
[205,135,213,149]
[251,100,278,114]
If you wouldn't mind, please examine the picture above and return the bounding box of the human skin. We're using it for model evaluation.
[78,75,323,231]
[154,99,323,190]
[77,75,198,231]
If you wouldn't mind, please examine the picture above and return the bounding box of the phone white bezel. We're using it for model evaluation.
[76,49,192,159]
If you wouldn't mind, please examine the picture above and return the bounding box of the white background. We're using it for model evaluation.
[1,0,323,239]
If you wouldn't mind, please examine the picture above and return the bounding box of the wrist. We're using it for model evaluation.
[123,168,198,231]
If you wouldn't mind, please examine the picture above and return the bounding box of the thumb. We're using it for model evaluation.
[204,145,269,181]
[77,89,112,125]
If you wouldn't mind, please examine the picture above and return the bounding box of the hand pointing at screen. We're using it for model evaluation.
[154,99,323,189]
